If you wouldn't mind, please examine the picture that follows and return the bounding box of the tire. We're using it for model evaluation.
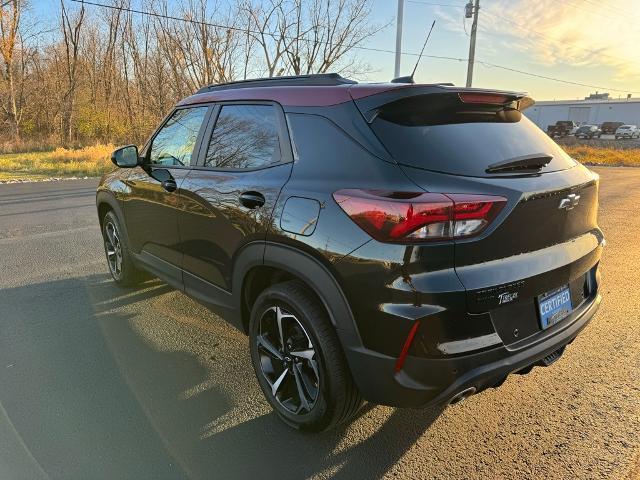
[102,210,147,286]
[249,280,362,432]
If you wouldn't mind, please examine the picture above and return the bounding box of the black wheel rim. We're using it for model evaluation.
[104,221,122,278]
[256,306,320,415]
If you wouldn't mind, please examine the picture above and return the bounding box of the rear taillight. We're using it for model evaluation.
[333,189,506,243]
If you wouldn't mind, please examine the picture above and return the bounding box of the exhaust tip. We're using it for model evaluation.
[448,387,476,405]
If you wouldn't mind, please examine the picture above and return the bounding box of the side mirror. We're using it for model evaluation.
[111,145,140,168]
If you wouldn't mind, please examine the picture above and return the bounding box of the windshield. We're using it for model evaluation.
[370,93,575,177]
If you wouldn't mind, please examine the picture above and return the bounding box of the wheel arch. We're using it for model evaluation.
[96,190,130,239]
[233,242,363,351]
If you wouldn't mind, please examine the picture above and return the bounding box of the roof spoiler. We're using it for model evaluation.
[352,85,534,123]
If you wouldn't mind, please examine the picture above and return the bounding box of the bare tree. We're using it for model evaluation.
[241,0,292,77]
[0,0,23,139]
[59,0,85,144]
[0,0,384,149]
[241,0,382,77]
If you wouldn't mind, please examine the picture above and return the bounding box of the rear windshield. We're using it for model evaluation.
[370,94,576,177]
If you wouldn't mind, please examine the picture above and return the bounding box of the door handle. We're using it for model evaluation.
[239,191,265,209]
[161,179,177,192]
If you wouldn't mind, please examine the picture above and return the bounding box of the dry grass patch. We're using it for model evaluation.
[1,143,638,182]
[0,144,115,178]
[562,145,640,167]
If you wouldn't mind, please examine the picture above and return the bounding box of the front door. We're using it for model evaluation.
[124,105,210,287]
[178,102,293,314]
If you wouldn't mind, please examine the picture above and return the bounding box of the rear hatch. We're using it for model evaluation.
[355,86,603,346]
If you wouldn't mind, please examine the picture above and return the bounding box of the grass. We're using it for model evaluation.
[0,144,115,181]
[562,145,640,167]
[1,143,639,182]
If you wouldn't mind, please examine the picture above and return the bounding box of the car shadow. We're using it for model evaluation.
[0,274,443,480]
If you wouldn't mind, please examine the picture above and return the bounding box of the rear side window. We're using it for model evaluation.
[149,107,208,167]
[204,104,281,169]
[370,94,575,177]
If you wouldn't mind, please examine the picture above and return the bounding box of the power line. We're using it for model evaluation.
[410,0,640,60]
[482,10,640,70]
[70,0,466,62]
[406,1,465,7]
[71,0,640,95]
[478,61,640,94]
[564,0,639,28]
[410,0,640,66]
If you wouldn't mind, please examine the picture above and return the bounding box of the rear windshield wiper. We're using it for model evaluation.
[486,153,553,174]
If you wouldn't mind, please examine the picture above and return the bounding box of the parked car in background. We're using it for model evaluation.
[601,121,624,135]
[575,125,602,139]
[97,74,603,432]
[614,125,639,139]
[546,120,578,138]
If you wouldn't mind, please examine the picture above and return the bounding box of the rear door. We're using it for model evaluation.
[358,89,603,345]
[178,102,293,315]
[125,105,210,286]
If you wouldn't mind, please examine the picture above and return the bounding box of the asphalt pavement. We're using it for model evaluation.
[0,169,639,480]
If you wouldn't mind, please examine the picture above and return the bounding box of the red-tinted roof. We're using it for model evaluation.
[177,82,529,110]
[178,83,416,108]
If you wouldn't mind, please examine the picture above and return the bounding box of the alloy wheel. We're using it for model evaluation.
[104,221,123,278]
[256,306,320,415]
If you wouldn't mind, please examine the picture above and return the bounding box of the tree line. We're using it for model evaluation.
[0,0,382,150]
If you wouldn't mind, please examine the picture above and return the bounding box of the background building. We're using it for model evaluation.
[525,94,640,130]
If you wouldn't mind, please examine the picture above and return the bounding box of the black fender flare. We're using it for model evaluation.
[232,242,363,350]
[96,190,130,242]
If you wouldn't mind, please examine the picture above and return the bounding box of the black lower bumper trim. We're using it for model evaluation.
[343,294,601,408]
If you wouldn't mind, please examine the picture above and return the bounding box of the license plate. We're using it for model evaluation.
[538,286,572,330]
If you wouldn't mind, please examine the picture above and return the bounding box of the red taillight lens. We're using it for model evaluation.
[333,190,506,243]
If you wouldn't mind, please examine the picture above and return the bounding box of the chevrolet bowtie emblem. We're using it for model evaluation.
[559,193,580,210]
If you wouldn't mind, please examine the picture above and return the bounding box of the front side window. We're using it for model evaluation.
[149,107,208,167]
[204,104,281,169]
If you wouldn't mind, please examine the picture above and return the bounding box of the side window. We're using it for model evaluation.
[204,104,281,169]
[149,107,208,167]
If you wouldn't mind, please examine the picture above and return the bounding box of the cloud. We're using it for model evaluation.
[440,0,640,84]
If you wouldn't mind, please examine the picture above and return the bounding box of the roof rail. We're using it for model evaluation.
[196,73,357,94]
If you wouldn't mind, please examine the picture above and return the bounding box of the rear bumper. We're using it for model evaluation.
[343,292,601,408]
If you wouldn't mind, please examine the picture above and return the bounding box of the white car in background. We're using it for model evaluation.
[615,125,640,139]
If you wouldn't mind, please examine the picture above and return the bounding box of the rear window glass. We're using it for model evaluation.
[204,104,281,169]
[370,94,576,177]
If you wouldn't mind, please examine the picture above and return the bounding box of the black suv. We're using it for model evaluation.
[97,74,603,432]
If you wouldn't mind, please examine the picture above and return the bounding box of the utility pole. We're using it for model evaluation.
[465,0,480,87]
[394,0,404,78]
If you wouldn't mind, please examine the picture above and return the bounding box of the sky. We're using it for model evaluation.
[357,0,640,100]
[32,0,640,101]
